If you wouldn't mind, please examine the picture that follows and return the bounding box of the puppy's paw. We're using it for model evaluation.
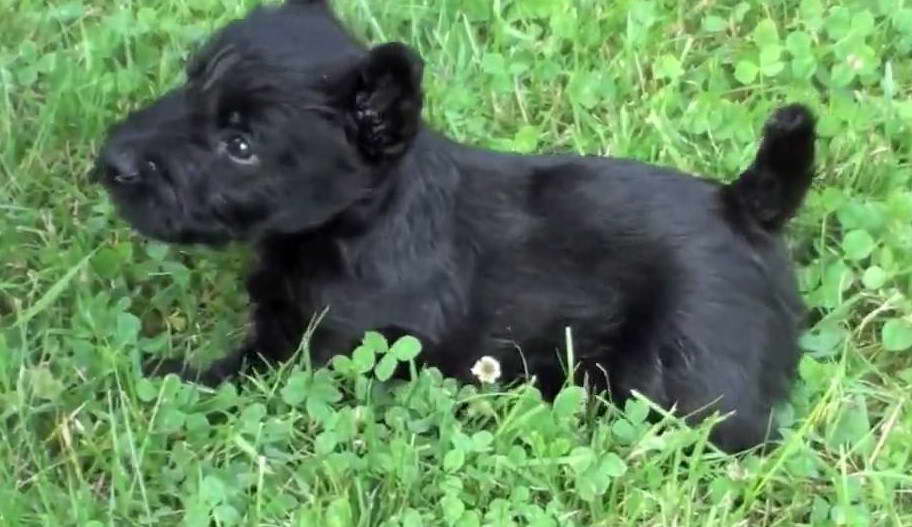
[142,356,191,378]
[141,356,227,388]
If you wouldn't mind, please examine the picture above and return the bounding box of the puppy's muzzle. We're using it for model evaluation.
[101,149,166,186]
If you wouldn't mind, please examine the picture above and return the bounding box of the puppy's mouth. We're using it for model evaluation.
[164,198,246,246]
[171,228,233,246]
[209,194,238,231]
[145,206,235,247]
[207,193,266,241]
[108,190,236,247]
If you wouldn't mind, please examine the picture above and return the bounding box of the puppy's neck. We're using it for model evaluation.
[258,129,471,283]
[253,127,532,338]
[340,130,468,277]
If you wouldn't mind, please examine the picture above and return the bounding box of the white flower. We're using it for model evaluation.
[847,54,864,71]
[471,356,502,384]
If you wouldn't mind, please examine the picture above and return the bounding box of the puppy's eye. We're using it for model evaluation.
[225,136,256,163]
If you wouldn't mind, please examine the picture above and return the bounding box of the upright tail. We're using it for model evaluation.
[723,104,817,233]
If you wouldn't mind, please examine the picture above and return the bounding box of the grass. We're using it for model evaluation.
[1,0,911,525]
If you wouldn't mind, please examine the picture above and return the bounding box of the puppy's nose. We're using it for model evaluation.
[103,150,142,185]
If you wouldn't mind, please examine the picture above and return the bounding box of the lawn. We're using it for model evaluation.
[1,0,911,525]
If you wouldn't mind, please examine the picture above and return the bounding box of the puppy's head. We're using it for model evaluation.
[94,0,424,245]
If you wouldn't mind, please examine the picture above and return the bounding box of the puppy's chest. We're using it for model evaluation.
[300,276,465,343]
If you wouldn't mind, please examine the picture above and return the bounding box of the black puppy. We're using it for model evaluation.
[94,0,816,453]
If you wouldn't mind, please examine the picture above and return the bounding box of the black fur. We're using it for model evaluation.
[93,0,817,453]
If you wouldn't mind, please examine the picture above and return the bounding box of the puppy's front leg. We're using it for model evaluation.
[141,349,246,387]
[143,295,306,387]
[142,344,251,387]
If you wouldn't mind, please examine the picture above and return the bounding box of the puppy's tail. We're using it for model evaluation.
[723,104,816,233]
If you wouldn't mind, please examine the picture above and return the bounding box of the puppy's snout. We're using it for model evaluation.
[103,149,163,186]
[102,150,140,185]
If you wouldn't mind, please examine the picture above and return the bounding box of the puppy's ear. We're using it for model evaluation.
[343,42,424,162]
[186,46,259,131]
[192,45,241,94]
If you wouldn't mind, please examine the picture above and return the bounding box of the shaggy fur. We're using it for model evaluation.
[94,0,817,452]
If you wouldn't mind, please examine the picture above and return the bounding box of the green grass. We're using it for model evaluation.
[2,0,911,525]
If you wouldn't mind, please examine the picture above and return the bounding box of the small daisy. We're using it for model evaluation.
[846,54,864,72]
[471,356,502,384]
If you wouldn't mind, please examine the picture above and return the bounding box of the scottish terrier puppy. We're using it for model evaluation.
[94,0,816,452]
